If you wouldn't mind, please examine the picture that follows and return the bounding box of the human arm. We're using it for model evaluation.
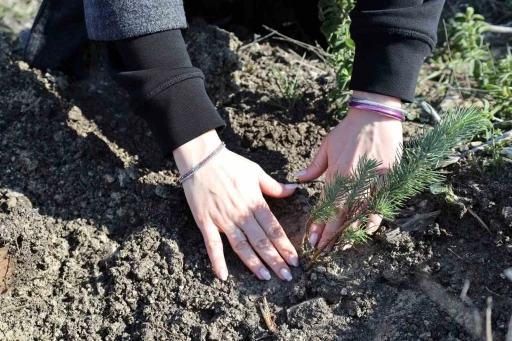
[300,0,445,247]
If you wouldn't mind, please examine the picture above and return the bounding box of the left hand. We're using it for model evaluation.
[296,91,403,251]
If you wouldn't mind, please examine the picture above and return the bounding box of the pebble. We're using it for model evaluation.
[500,147,512,159]
[341,288,348,296]
[470,141,483,148]
[502,206,512,226]
[315,266,327,274]
[310,273,317,281]
[419,332,431,340]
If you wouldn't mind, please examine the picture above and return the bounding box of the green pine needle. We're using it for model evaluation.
[308,106,489,253]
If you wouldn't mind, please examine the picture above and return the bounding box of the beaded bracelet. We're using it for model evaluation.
[348,97,407,121]
[178,142,226,184]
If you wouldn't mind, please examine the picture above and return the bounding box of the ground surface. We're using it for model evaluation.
[1,2,512,341]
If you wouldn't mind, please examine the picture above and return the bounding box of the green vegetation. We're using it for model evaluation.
[431,7,512,119]
[305,107,489,269]
[270,63,303,110]
[318,0,355,110]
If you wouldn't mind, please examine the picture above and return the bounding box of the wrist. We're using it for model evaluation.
[173,130,222,174]
[352,91,402,108]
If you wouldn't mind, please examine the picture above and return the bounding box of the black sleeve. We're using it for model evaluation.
[106,29,225,156]
[349,0,445,102]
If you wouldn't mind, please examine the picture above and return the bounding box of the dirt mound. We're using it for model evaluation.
[1,23,512,341]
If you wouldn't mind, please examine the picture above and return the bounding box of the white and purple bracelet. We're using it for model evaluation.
[178,142,226,184]
[348,97,407,121]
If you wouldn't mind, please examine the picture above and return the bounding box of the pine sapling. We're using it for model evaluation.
[305,107,490,270]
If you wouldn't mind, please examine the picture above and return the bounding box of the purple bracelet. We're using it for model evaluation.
[348,98,406,121]
[178,142,226,184]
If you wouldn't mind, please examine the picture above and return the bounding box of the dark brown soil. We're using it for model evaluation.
[1,18,512,341]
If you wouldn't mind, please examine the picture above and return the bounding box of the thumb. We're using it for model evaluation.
[296,140,328,181]
[258,169,297,198]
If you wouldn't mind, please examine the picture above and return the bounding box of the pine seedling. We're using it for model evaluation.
[305,107,490,270]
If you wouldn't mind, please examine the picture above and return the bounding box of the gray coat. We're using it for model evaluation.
[24,0,188,73]
[84,0,187,40]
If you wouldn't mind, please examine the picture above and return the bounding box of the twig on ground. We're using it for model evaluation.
[239,32,276,51]
[417,273,483,338]
[448,248,463,260]
[486,297,493,341]
[485,287,502,297]
[486,24,512,34]
[458,130,512,158]
[262,25,330,63]
[259,296,278,334]
[419,101,441,123]
[467,207,493,235]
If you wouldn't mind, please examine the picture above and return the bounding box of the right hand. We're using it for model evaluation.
[173,130,299,281]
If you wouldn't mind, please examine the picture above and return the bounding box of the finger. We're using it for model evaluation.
[224,225,272,281]
[240,214,293,281]
[253,203,299,267]
[367,214,382,235]
[318,218,343,252]
[200,222,228,281]
[296,139,328,181]
[258,169,297,198]
[308,222,325,247]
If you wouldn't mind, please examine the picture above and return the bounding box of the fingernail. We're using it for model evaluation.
[219,269,228,281]
[285,184,298,190]
[295,169,307,177]
[289,254,299,267]
[259,268,271,280]
[309,233,318,247]
[280,268,293,281]
[342,244,352,251]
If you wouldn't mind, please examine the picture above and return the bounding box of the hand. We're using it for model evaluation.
[173,130,299,281]
[297,91,403,251]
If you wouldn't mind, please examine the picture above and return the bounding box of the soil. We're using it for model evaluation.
[1,10,512,341]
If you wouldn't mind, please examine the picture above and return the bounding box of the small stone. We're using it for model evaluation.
[341,288,348,296]
[310,273,317,281]
[104,174,115,183]
[470,141,483,148]
[500,147,512,159]
[502,207,512,227]
[419,332,431,340]
[315,266,327,274]
[6,197,17,210]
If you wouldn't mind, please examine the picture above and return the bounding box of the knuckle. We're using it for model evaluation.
[268,224,286,239]
[255,237,272,250]
[233,239,251,253]
[205,240,222,251]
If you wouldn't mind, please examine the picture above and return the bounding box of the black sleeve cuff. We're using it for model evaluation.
[349,36,430,103]
[107,29,226,155]
[348,0,445,102]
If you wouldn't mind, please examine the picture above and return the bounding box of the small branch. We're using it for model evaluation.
[486,24,512,34]
[419,101,441,123]
[467,207,493,236]
[486,297,493,341]
[458,130,512,158]
[306,217,358,270]
[262,25,330,63]
[239,32,276,51]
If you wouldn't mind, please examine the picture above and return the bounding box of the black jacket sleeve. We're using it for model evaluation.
[349,0,445,102]
[106,29,225,155]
